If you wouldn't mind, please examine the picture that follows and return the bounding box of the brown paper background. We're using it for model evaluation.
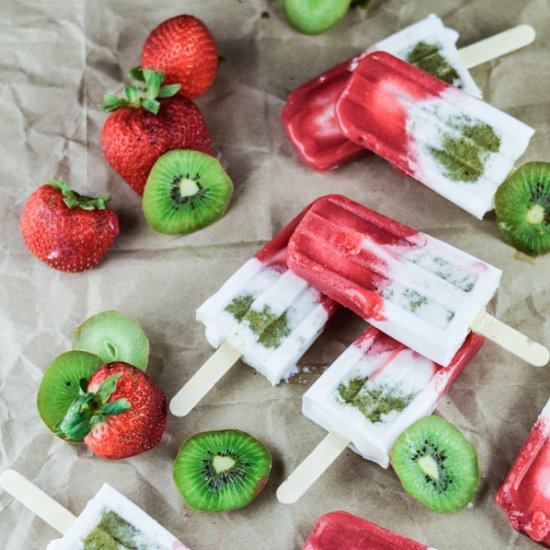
[1,0,549,548]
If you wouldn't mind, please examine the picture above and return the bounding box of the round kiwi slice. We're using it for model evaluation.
[282,0,352,35]
[142,150,233,235]
[495,162,550,256]
[173,429,272,512]
[391,416,479,513]
[72,310,150,371]
[37,351,104,440]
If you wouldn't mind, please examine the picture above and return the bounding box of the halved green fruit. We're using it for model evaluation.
[72,311,149,371]
[495,162,550,256]
[143,150,233,235]
[282,0,352,35]
[391,416,479,513]
[173,430,272,511]
[37,351,104,440]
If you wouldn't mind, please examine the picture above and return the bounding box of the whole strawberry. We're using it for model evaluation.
[100,69,213,196]
[20,180,119,272]
[141,15,218,99]
[57,362,167,460]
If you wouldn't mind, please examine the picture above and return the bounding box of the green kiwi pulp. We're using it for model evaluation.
[495,162,550,256]
[72,310,150,371]
[142,150,233,235]
[282,0,352,35]
[391,416,479,513]
[173,430,271,512]
[37,351,104,440]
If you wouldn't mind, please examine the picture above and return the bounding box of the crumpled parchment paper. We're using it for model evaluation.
[1,0,549,548]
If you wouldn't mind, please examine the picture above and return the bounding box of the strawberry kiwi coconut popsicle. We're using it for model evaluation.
[0,470,189,550]
[304,511,436,550]
[496,397,550,547]
[169,202,338,417]
[277,326,483,503]
[335,52,534,219]
[282,14,535,173]
[287,195,549,367]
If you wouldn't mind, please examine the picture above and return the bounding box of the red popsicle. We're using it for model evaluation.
[496,398,550,547]
[303,511,433,550]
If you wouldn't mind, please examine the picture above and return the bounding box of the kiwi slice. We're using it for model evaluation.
[37,351,104,440]
[282,0,352,35]
[72,311,150,371]
[173,430,272,511]
[142,150,233,235]
[391,416,479,513]
[495,162,550,256]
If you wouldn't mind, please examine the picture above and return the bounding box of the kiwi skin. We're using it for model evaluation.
[495,162,550,256]
[282,0,352,35]
[391,415,479,513]
[142,149,233,235]
[172,429,272,512]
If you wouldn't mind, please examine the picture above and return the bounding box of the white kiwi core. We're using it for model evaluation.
[212,455,236,474]
[179,178,199,198]
[418,455,440,480]
[527,204,545,225]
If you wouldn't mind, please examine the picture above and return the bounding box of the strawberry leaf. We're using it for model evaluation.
[100,67,178,114]
[55,393,95,441]
[158,84,181,98]
[142,98,160,115]
[48,180,111,210]
[95,372,123,403]
[125,85,140,106]
[143,69,164,100]
[102,398,131,416]
[130,66,145,82]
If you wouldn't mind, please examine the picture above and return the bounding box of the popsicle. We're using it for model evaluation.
[0,470,189,549]
[282,17,535,173]
[170,203,338,417]
[335,52,534,219]
[276,326,483,503]
[303,511,435,550]
[496,397,550,547]
[287,194,548,367]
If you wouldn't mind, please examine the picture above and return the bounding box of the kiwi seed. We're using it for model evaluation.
[37,351,104,440]
[72,310,150,371]
[142,149,233,235]
[172,429,272,512]
[495,161,550,256]
[391,416,479,513]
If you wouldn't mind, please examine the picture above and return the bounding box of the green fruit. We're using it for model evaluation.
[37,351,104,440]
[495,162,550,256]
[142,149,233,235]
[173,430,272,511]
[282,0,352,35]
[72,311,150,371]
[391,416,479,513]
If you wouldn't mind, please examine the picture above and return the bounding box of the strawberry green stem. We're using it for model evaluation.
[55,372,131,441]
[48,179,111,211]
[100,68,181,115]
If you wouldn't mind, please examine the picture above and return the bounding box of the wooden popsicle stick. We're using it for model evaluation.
[0,470,76,534]
[276,431,350,504]
[458,25,536,69]
[471,310,549,367]
[169,341,242,417]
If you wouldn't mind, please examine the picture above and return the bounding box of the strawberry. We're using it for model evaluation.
[20,180,119,272]
[57,362,167,460]
[141,15,218,99]
[100,69,213,196]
